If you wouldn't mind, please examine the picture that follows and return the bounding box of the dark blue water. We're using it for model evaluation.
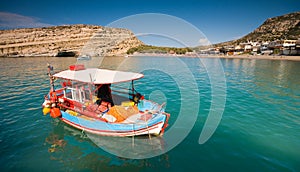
[1,56,299,171]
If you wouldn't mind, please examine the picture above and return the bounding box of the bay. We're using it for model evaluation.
[0,56,299,171]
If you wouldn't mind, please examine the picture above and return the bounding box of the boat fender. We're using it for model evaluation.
[43,107,51,115]
[50,108,61,118]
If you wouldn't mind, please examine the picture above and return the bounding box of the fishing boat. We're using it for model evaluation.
[42,64,170,137]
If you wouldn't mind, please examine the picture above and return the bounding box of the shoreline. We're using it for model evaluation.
[1,54,300,61]
[200,54,300,61]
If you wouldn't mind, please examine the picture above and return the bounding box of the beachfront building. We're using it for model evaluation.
[283,40,297,47]
[210,39,300,56]
[260,42,273,55]
[296,39,300,55]
[282,40,298,55]
[241,42,252,53]
[234,45,244,55]
[224,45,235,56]
[198,48,220,55]
[267,40,282,55]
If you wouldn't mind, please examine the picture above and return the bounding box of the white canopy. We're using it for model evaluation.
[53,68,144,84]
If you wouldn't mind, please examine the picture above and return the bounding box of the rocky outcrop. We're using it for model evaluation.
[0,24,143,57]
[80,27,144,56]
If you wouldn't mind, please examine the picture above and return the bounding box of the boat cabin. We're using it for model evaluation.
[52,65,144,113]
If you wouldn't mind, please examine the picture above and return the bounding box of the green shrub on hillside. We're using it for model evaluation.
[127,45,192,55]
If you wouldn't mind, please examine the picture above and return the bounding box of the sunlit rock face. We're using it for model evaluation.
[0,24,143,57]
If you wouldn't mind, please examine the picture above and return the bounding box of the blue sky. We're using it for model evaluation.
[1,0,299,45]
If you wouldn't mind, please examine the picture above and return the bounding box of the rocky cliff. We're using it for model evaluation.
[0,24,143,57]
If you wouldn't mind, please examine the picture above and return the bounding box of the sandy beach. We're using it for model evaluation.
[131,53,300,61]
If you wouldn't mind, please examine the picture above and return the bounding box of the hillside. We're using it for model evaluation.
[215,11,300,47]
[0,24,143,57]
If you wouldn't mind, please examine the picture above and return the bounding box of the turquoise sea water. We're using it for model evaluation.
[1,56,300,171]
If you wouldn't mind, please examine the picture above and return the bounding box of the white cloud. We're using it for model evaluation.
[198,38,211,46]
[0,12,52,29]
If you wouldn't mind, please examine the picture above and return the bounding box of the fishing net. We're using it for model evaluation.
[107,105,139,122]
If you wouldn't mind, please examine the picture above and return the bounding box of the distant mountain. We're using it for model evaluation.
[215,11,300,47]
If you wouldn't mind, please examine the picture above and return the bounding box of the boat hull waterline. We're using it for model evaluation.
[60,109,168,137]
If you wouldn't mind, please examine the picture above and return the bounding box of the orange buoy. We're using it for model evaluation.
[50,108,61,118]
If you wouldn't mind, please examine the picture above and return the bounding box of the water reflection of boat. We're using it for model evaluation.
[77,55,91,60]
[59,121,166,158]
[45,121,169,166]
[87,133,166,159]
[42,64,170,137]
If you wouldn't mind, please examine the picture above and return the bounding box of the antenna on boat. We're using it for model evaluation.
[44,63,61,118]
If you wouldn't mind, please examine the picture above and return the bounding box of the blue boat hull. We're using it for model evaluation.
[60,110,168,137]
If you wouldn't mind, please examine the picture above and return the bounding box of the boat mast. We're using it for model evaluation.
[47,63,55,92]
